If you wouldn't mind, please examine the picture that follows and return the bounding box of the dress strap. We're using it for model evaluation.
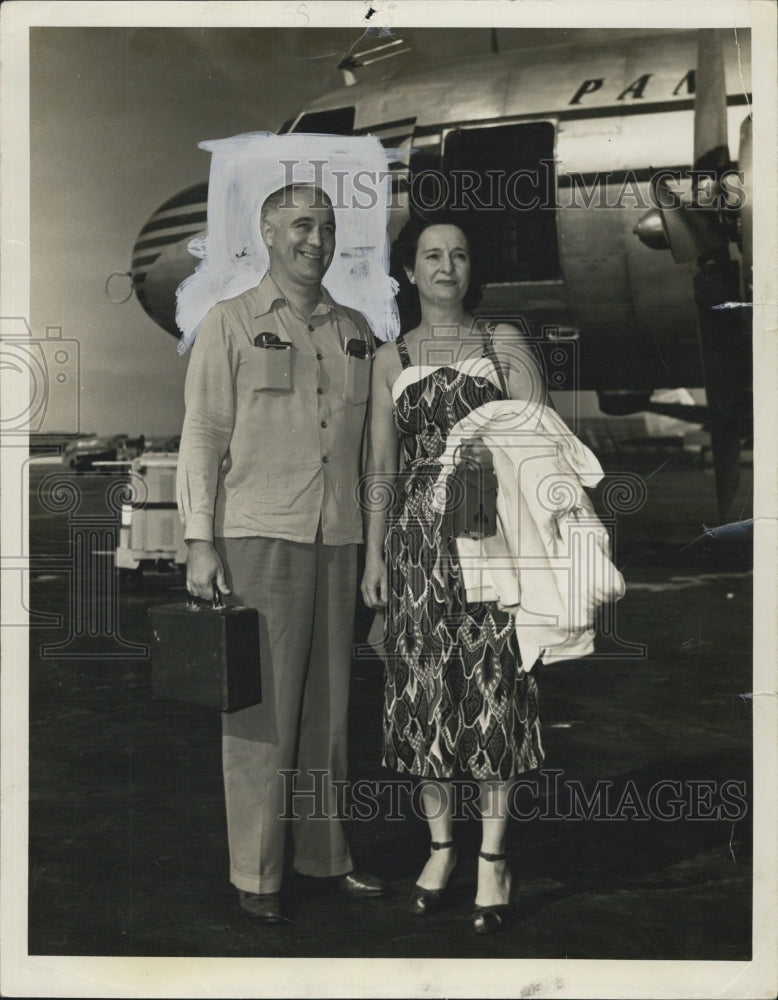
[396,337,412,369]
[479,322,509,399]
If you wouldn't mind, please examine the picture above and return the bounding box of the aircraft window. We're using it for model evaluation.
[442,121,561,283]
[291,107,356,135]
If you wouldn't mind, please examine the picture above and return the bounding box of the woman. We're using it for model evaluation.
[361,215,547,933]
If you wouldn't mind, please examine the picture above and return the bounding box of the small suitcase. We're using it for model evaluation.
[148,591,261,712]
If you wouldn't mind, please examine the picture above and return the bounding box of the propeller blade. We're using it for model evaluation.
[738,115,753,302]
[694,29,730,171]
[693,258,752,521]
[708,418,746,523]
[690,30,751,522]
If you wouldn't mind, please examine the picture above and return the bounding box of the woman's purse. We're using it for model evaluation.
[443,322,508,539]
[447,436,499,539]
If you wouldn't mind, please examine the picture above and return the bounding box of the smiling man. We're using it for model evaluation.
[177,183,384,923]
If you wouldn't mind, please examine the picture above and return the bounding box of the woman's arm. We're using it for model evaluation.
[492,322,554,410]
[360,345,400,609]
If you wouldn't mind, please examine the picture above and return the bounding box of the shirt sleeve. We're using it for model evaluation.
[176,306,236,542]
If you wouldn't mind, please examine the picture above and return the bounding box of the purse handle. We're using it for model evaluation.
[481,321,509,400]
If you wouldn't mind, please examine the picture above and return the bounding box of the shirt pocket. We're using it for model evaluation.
[244,346,294,393]
[343,354,371,404]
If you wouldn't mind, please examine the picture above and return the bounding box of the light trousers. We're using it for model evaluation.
[215,535,356,894]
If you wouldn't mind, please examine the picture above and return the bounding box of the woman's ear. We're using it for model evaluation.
[404,266,416,285]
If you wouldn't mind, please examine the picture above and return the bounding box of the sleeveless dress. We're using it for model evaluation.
[382,333,544,780]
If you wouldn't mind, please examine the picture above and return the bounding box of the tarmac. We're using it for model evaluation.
[25,449,754,961]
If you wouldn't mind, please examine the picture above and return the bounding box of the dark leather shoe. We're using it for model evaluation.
[471,850,510,934]
[471,903,510,934]
[339,870,388,898]
[410,840,457,917]
[238,890,289,923]
[410,884,449,916]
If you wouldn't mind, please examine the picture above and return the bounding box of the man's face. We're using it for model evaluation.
[263,187,336,288]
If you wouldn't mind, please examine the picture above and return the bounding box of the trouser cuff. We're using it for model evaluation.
[230,866,283,895]
[293,853,353,878]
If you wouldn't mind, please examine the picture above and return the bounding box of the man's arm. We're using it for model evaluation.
[360,344,400,610]
[177,309,235,599]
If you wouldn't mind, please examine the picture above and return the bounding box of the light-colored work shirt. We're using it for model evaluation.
[177,273,373,546]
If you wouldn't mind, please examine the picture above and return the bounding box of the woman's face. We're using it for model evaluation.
[406,224,471,309]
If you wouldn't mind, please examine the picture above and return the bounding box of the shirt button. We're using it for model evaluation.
[322,455,329,463]
[320,420,328,428]
[317,387,324,395]
[316,352,323,360]
[308,324,315,332]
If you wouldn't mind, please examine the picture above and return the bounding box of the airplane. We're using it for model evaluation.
[124,28,753,521]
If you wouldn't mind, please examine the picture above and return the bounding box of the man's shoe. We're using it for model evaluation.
[339,870,388,898]
[238,890,289,923]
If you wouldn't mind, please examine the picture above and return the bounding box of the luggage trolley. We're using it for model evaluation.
[113,453,187,580]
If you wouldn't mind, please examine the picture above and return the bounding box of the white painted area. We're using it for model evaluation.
[175,133,399,351]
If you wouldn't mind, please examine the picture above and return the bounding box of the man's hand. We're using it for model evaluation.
[186,540,231,601]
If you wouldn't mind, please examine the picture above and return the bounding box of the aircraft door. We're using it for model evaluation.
[434,120,579,390]
[442,121,561,282]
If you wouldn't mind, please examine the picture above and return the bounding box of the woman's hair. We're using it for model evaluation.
[390,213,484,334]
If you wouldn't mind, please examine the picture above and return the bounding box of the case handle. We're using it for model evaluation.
[187,582,224,610]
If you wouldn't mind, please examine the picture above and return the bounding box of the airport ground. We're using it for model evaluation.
[24,448,754,960]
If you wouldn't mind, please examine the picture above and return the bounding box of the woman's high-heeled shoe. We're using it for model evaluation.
[471,851,511,934]
[409,840,457,916]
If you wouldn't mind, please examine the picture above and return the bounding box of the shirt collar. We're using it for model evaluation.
[252,272,336,319]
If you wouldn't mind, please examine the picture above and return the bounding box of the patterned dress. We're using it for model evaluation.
[383,336,544,780]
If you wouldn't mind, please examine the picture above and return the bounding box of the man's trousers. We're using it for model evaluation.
[215,535,356,895]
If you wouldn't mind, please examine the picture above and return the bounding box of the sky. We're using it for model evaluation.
[30,27,380,436]
[29,24,653,437]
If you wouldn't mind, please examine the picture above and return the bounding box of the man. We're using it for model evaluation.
[177,183,384,922]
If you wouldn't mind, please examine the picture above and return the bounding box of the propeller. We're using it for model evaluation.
[634,29,752,522]
[694,30,730,173]
[692,30,752,522]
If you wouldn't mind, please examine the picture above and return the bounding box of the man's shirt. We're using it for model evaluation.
[177,273,373,545]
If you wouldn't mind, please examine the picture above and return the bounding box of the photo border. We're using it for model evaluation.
[2,1,776,997]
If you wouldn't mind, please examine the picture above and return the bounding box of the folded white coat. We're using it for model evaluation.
[432,399,626,670]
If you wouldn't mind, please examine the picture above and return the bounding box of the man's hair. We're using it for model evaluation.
[260,184,333,230]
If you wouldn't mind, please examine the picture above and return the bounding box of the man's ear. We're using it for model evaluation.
[261,217,274,249]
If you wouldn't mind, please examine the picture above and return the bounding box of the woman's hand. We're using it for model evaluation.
[361,552,388,609]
